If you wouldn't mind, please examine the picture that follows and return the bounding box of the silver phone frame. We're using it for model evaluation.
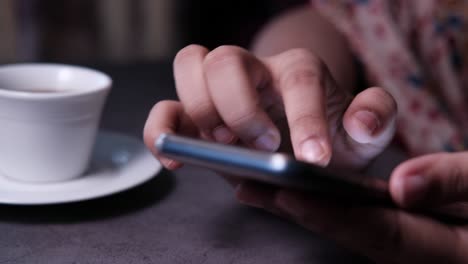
[155,133,392,204]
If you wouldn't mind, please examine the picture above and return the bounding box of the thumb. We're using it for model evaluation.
[334,87,397,169]
[390,152,468,208]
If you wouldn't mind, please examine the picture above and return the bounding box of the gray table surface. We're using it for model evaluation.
[0,62,372,264]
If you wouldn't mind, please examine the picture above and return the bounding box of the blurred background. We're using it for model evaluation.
[0,0,305,64]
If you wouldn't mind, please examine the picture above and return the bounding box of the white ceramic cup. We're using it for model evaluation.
[0,63,112,183]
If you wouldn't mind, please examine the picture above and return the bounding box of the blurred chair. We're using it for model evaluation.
[0,0,303,63]
[97,0,176,62]
[0,0,177,63]
[0,0,18,62]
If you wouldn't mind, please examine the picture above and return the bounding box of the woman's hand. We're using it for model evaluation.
[144,45,397,171]
[236,152,468,264]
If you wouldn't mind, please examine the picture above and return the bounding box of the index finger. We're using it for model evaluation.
[266,49,343,166]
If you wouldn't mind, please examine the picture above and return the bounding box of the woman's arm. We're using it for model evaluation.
[251,5,357,91]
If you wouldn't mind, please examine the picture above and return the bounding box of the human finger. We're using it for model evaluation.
[334,87,397,169]
[266,49,337,166]
[391,152,468,208]
[143,100,198,169]
[203,45,281,151]
[174,44,236,143]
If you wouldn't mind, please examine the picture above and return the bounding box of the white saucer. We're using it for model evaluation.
[0,131,162,205]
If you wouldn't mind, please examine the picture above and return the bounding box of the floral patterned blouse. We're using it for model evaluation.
[311,0,468,156]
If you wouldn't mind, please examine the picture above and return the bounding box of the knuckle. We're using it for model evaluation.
[174,44,208,66]
[288,114,328,147]
[149,100,174,116]
[276,50,327,90]
[281,68,322,90]
[289,113,326,134]
[179,97,218,129]
[226,107,262,133]
[203,45,246,71]
[184,101,215,125]
[229,107,258,125]
[366,87,398,111]
[283,48,322,65]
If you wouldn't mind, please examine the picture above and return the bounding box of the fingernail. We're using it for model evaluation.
[213,125,235,143]
[301,139,329,165]
[402,175,429,206]
[161,157,180,170]
[254,129,280,151]
[354,110,380,135]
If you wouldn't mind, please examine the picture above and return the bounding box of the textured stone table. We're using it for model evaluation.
[0,62,372,264]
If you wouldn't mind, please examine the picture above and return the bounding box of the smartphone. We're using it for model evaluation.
[155,133,392,205]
